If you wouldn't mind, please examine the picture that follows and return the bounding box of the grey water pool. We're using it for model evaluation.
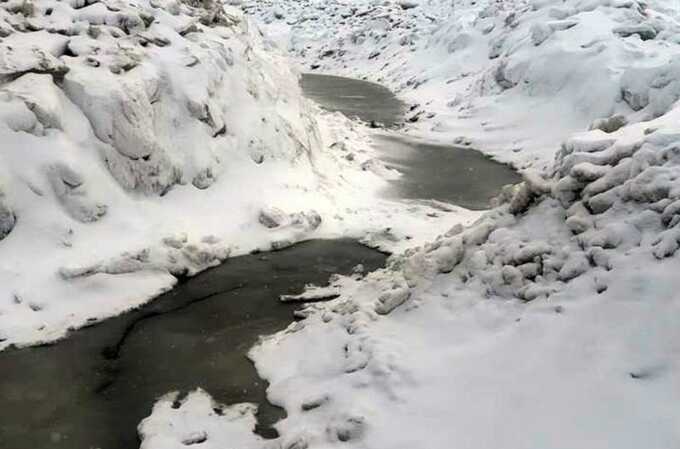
[300,73,521,210]
[0,240,386,449]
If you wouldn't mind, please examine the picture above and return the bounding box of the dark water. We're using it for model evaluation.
[0,240,386,449]
[300,73,521,210]
[374,134,521,210]
[300,73,404,127]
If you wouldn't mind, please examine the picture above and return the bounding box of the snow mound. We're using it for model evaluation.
[138,389,262,449]
[0,0,332,349]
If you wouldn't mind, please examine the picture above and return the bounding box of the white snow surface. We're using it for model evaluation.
[0,0,477,349]
[138,1,680,449]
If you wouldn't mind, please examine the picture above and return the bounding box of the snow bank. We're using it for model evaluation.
[0,0,327,348]
[0,0,475,349]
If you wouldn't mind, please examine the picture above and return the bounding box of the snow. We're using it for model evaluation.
[0,0,478,349]
[1,0,679,448]
[137,389,263,449]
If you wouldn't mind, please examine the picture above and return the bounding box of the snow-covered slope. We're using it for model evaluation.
[0,0,322,348]
[246,0,680,170]
[0,0,477,349]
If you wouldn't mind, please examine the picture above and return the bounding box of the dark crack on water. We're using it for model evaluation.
[100,283,248,362]
[0,239,387,449]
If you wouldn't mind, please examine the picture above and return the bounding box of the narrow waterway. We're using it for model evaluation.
[300,73,404,127]
[300,73,521,210]
[0,240,386,449]
[0,74,520,449]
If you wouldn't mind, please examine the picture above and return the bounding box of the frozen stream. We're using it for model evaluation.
[0,240,387,449]
[0,74,519,449]
[301,73,521,210]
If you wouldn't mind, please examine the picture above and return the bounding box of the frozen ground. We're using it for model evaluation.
[0,0,477,350]
[138,1,680,448]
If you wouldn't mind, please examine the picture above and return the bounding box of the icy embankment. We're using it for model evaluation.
[0,0,473,350]
[137,1,678,448]
[246,0,680,170]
